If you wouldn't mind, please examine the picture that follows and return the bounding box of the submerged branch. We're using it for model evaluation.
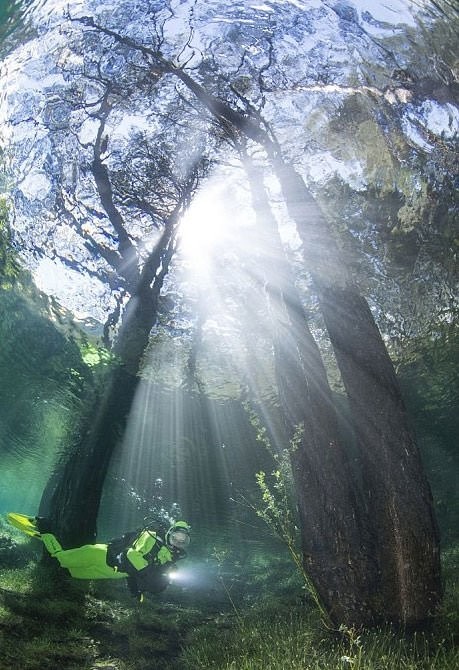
[91,93,140,291]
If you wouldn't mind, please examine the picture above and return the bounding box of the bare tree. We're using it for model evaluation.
[37,49,210,546]
[74,15,443,626]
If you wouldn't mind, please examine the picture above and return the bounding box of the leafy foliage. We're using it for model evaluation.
[0,199,20,286]
[244,411,329,623]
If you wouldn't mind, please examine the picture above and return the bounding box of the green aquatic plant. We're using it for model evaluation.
[254,461,329,626]
[0,197,21,286]
[0,560,186,670]
[181,597,459,670]
[0,526,457,669]
[338,624,364,668]
[245,410,330,624]
[79,339,116,369]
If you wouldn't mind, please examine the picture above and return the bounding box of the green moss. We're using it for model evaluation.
[0,197,21,287]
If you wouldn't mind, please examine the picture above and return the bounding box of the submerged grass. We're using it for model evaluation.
[181,547,459,670]
[182,605,458,670]
[0,523,457,670]
[0,539,192,669]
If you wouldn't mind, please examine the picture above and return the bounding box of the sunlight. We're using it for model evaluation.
[104,173,262,537]
[178,177,237,268]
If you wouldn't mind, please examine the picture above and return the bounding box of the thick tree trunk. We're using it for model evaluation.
[272,299,377,625]
[39,235,176,546]
[318,285,442,625]
[39,90,183,545]
[274,160,442,625]
[39,364,137,547]
[244,156,376,624]
[158,55,442,624]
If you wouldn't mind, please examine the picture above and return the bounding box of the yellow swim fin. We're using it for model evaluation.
[7,512,41,538]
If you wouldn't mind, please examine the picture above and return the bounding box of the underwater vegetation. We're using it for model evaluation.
[0,0,458,667]
[0,517,457,670]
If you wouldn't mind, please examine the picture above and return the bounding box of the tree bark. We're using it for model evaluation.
[147,41,442,625]
[244,154,376,624]
[38,79,192,546]
[318,285,442,625]
[39,206,181,548]
[39,364,137,547]
[39,265,167,547]
[274,160,442,625]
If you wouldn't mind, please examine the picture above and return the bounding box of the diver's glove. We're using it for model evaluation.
[135,563,171,594]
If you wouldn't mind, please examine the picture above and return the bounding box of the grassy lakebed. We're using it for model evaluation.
[0,522,457,670]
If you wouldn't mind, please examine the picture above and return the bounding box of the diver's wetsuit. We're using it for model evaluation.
[42,528,183,597]
[7,514,184,598]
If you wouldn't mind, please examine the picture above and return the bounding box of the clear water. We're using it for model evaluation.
[0,0,457,548]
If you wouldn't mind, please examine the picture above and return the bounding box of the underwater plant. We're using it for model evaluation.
[244,412,330,625]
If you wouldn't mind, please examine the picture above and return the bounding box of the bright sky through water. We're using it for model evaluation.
[179,182,229,267]
[1,0,457,326]
[178,172,254,271]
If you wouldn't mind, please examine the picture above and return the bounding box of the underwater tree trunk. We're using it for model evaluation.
[243,153,376,624]
[274,160,442,626]
[37,74,198,547]
[39,268,169,547]
[39,191,181,548]
[156,55,441,626]
[169,70,442,625]
[39,364,137,547]
[318,286,442,625]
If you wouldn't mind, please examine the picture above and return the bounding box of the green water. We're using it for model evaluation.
[0,0,39,49]
[0,2,457,667]
[0,0,457,555]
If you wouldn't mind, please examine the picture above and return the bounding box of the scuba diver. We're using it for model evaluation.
[7,513,190,601]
